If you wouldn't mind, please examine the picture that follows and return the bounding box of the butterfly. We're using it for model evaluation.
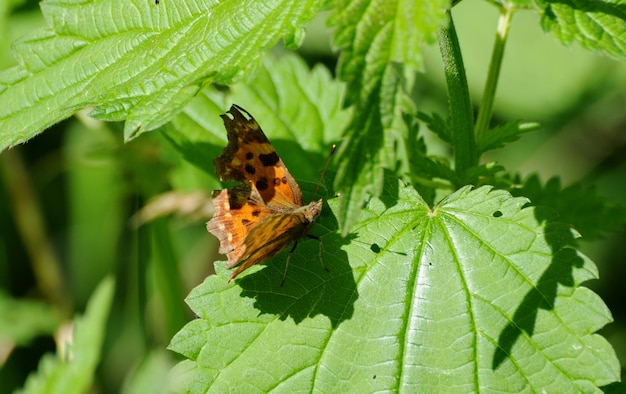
[207,104,331,284]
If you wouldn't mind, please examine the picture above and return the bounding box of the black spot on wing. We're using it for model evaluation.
[256,177,269,191]
[259,152,279,167]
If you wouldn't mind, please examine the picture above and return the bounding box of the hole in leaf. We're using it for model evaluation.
[370,243,381,253]
[493,210,503,217]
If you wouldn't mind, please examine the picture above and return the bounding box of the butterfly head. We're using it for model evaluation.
[305,199,323,223]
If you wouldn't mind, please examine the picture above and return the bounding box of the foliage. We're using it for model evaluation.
[0,0,625,392]
[15,278,114,394]
[0,293,60,347]
[169,183,618,391]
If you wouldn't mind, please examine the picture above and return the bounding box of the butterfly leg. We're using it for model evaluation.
[281,241,299,287]
[307,234,329,273]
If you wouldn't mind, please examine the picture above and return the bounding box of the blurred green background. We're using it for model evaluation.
[1,0,624,392]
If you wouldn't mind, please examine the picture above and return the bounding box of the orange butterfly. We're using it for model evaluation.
[207,105,330,283]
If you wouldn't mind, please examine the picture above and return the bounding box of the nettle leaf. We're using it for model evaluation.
[417,111,451,145]
[0,0,325,150]
[163,53,349,183]
[410,153,457,184]
[168,180,619,391]
[329,0,448,235]
[121,350,172,394]
[539,0,626,59]
[476,120,541,154]
[17,278,114,394]
[0,293,60,346]
[465,162,506,183]
[512,174,626,240]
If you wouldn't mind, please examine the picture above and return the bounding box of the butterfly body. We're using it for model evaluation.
[207,105,323,281]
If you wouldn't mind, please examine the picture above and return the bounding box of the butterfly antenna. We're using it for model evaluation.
[313,144,336,199]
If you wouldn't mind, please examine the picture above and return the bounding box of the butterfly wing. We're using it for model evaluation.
[214,104,304,208]
[227,213,306,280]
[207,184,271,267]
[207,183,322,281]
[208,105,324,281]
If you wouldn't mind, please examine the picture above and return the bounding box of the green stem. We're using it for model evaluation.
[438,11,477,182]
[475,3,514,141]
[0,149,70,314]
[151,219,188,340]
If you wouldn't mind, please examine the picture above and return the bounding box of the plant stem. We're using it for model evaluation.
[438,11,477,181]
[475,3,514,141]
[0,149,69,313]
[151,219,188,339]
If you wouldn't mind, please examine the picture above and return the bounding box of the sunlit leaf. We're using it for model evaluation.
[539,0,626,59]
[163,53,349,184]
[169,181,619,391]
[329,0,448,235]
[0,0,326,149]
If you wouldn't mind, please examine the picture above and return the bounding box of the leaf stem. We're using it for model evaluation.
[474,3,514,142]
[438,11,477,182]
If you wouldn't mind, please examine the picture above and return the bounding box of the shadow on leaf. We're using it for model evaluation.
[492,207,584,369]
[237,200,357,329]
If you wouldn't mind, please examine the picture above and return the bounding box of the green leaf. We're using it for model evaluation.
[121,350,172,394]
[164,52,350,183]
[410,152,457,183]
[417,111,451,145]
[329,0,448,235]
[0,0,326,150]
[512,174,626,240]
[539,0,626,59]
[0,293,60,346]
[16,277,115,394]
[168,179,619,391]
[465,162,506,183]
[476,120,541,153]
